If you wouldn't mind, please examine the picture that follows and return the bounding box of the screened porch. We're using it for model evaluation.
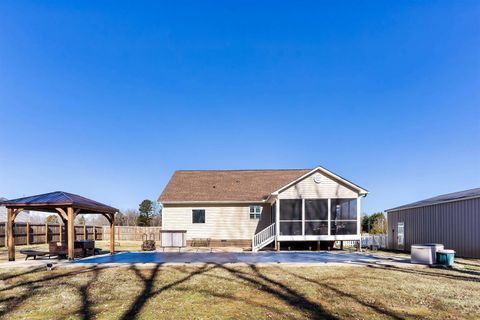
[274,198,360,241]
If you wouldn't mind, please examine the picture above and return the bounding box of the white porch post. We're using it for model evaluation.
[301,198,305,236]
[327,198,331,236]
[275,198,280,251]
[357,196,362,251]
[357,197,361,236]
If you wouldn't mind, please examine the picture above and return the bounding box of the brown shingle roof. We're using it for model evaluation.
[159,169,311,203]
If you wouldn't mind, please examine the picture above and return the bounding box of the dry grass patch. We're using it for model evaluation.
[0,262,479,319]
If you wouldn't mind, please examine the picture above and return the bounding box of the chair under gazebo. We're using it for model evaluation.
[1,191,118,261]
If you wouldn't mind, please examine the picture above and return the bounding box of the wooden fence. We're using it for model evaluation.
[0,223,103,246]
[103,226,162,241]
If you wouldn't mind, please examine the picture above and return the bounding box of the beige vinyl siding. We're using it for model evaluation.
[162,204,271,240]
[278,171,358,199]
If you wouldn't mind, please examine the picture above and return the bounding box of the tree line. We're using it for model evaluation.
[43,199,162,227]
[361,212,387,234]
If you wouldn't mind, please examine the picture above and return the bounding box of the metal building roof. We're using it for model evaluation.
[387,187,480,212]
[0,191,118,213]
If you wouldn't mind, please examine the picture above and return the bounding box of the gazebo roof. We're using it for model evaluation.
[0,191,118,214]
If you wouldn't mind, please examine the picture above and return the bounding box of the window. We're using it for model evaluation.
[250,205,262,219]
[192,209,205,223]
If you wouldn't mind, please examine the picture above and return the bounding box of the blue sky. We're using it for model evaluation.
[0,1,479,214]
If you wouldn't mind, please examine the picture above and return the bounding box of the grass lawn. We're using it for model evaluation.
[0,259,479,319]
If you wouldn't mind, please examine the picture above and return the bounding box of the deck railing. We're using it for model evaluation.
[252,223,275,252]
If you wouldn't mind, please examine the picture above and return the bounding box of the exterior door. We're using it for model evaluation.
[397,222,405,250]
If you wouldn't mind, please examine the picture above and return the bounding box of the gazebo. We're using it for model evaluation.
[1,191,118,261]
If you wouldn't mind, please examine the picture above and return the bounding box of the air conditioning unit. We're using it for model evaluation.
[411,244,444,265]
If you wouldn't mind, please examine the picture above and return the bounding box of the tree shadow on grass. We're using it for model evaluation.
[0,266,103,319]
[119,264,214,320]
[0,282,43,317]
[77,268,100,320]
[455,260,480,268]
[0,266,100,293]
[173,286,288,315]
[218,264,337,320]
[0,266,46,281]
[118,263,339,320]
[283,269,406,320]
[362,263,480,283]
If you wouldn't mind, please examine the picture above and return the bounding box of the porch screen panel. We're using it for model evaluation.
[305,199,328,235]
[279,199,302,235]
[305,221,328,235]
[280,199,302,220]
[305,199,328,220]
[331,199,357,235]
[280,222,302,236]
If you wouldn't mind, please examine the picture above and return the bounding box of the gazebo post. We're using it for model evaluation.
[110,213,115,254]
[7,208,15,261]
[67,207,75,260]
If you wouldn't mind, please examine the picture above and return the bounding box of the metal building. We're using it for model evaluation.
[386,188,480,258]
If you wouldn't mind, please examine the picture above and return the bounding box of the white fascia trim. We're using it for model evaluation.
[270,166,368,196]
[161,200,267,205]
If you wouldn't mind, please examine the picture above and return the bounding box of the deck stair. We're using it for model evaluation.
[252,223,275,252]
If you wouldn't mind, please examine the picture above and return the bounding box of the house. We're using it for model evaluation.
[158,167,368,251]
[386,188,480,258]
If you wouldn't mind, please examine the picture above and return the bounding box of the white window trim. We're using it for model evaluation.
[249,205,262,219]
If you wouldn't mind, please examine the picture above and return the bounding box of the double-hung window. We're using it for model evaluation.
[192,209,205,223]
[249,205,262,219]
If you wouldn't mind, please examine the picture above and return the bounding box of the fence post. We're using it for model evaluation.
[45,223,48,244]
[4,222,6,247]
[93,226,96,240]
[84,223,87,240]
[59,223,62,243]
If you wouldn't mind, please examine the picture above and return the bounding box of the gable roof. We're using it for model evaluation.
[271,166,368,196]
[159,167,367,203]
[387,187,480,212]
[0,191,118,213]
[159,169,310,203]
